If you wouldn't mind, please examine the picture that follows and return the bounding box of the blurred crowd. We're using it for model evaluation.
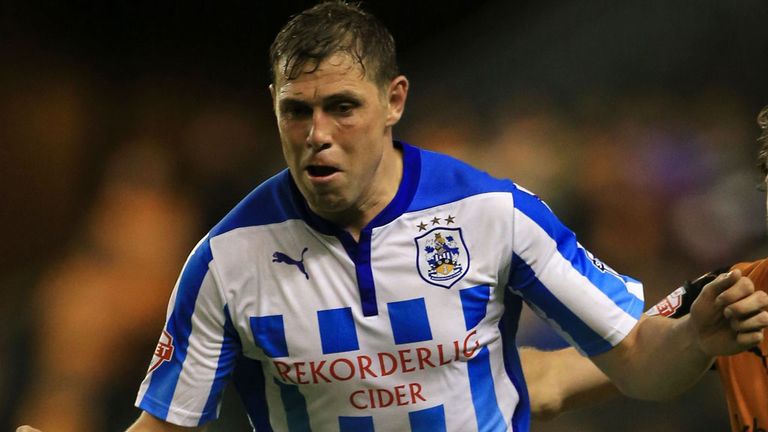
[2,1,767,431]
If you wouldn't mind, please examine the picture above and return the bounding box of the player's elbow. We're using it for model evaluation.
[527,380,569,421]
[529,397,566,421]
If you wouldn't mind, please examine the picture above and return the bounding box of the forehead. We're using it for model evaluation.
[273,53,379,100]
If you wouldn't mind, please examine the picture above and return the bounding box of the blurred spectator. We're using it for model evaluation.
[482,99,579,211]
[0,69,93,429]
[181,105,282,228]
[401,95,485,165]
[13,141,202,431]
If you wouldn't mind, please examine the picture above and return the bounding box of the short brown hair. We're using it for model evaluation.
[269,1,399,87]
[757,105,768,176]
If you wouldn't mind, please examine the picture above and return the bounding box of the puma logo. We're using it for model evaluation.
[272,247,309,280]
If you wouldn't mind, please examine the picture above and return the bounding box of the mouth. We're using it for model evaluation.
[306,165,341,179]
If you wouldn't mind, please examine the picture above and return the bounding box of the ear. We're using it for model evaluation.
[269,84,277,112]
[385,75,409,127]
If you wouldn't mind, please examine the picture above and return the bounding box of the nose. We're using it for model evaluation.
[306,110,333,151]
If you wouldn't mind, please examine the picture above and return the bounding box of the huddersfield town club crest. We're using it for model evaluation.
[415,227,470,288]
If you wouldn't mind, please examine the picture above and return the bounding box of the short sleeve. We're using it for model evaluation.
[507,186,644,356]
[135,236,241,426]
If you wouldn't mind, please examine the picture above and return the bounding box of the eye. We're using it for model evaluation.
[330,102,356,115]
[287,106,312,118]
[280,102,312,119]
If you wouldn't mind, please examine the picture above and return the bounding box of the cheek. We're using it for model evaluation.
[357,145,385,175]
[279,116,312,139]
[279,135,303,165]
[279,122,306,145]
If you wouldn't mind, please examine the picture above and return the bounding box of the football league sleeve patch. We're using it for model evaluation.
[645,266,730,318]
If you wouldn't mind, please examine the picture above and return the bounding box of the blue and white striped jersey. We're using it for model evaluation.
[135,142,644,431]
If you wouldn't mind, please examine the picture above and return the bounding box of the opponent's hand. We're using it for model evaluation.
[689,269,768,356]
[16,427,42,432]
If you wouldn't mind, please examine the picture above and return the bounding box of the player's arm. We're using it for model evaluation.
[591,270,768,400]
[510,191,767,410]
[526,271,768,419]
[524,269,722,419]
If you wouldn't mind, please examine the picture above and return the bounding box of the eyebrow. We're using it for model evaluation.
[323,93,364,108]
[279,90,364,107]
[278,98,310,111]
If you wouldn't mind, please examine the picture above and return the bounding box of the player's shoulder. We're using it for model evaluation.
[409,143,520,211]
[209,169,302,238]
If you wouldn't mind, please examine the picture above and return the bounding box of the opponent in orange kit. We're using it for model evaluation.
[522,105,768,432]
[719,260,768,431]
[642,261,768,432]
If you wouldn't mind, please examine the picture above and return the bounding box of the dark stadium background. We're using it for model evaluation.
[2,1,767,430]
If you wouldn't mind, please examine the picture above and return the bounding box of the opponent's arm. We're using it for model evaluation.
[521,346,617,420]
[125,412,207,432]
[591,270,768,400]
[16,411,207,432]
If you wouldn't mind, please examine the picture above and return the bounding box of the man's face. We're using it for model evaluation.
[271,53,407,221]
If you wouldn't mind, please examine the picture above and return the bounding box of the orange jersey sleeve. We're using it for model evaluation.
[716,259,768,432]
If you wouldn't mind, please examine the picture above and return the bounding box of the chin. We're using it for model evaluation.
[308,195,350,215]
